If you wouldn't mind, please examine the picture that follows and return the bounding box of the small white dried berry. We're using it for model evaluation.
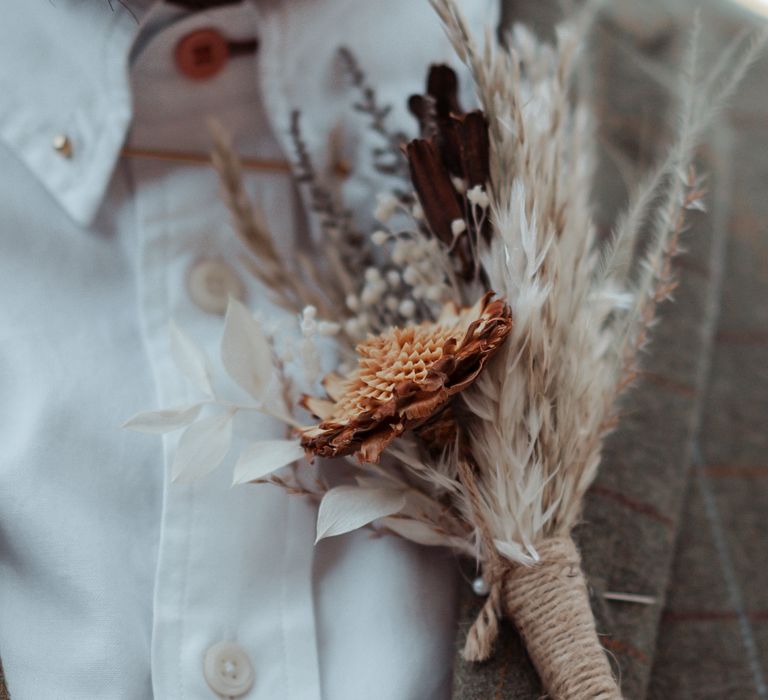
[317,321,341,336]
[451,176,468,194]
[373,193,398,223]
[398,299,416,318]
[371,230,389,246]
[386,270,401,287]
[451,219,467,236]
[346,294,360,312]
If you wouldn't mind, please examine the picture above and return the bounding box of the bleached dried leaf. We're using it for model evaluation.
[123,404,203,434]
[315,486,406,542]
[232,439,306,485]
[170,322,214,397]
[221,298,274,400]
[172,411,233,483]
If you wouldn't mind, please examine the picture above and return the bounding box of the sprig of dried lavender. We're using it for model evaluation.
[289,110,370,304]
[338,47,411,180]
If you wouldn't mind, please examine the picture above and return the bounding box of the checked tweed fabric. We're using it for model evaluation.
[453,1,768,699]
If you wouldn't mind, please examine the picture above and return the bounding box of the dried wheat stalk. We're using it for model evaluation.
[209,118,341,319]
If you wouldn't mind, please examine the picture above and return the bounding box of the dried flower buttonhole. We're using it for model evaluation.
[300,293,512,463]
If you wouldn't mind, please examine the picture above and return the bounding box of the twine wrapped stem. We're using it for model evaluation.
[463,537,621,700]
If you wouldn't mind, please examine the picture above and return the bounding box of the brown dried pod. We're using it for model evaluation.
[408,64,490,186]
[405,138,465,245]
[405,65,492,263]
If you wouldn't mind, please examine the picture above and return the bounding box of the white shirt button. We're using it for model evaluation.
[187,258,246,315]
[203,641,255,697]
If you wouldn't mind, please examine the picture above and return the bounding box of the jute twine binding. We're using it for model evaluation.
[463,537,621,700]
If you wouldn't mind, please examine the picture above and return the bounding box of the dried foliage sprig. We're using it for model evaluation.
[288,110,369,305]
[338,46,411,180]
[127,7,765,700]
[209,119,338,319]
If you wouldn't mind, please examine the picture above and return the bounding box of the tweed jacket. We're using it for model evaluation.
[2,1,766,699]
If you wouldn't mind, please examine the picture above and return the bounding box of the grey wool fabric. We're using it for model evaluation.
[452,1,768,699]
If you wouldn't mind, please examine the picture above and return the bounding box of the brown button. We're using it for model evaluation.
[174,28,229,81]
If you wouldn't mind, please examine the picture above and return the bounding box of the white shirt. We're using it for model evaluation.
[0,1,497,698]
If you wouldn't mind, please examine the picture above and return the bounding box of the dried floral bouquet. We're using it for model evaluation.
[126,2,763,698]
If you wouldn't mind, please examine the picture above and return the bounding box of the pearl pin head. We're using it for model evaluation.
[472,575,490,596]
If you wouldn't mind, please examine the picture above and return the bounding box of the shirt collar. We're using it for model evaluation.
[0,2,140,225]
[0,0,497,228]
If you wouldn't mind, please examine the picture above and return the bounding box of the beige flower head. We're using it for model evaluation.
[300,293,512,463]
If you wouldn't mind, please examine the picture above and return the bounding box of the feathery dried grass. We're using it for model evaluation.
[426,0,765,566]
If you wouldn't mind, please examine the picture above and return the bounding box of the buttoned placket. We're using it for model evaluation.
[126,5,322,699]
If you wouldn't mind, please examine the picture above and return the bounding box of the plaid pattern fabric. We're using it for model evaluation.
[647,15,768,698]
[453,2,768,699]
